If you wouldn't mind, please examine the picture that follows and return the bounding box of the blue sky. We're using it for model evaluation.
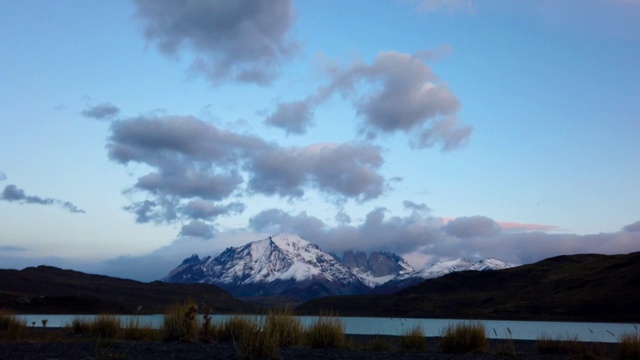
[1,0,639,281]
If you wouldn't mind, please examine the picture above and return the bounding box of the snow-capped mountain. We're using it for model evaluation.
[163,234,368,300]
[374,257,512,293]
[163,233,512,300]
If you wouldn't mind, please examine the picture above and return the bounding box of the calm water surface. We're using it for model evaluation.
[19,314,637,343]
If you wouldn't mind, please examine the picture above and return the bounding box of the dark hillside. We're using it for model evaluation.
[0,266,253,314]
[298,252,640,322]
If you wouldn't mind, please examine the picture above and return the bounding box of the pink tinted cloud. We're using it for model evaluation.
[497,221,560,232]
[439,217,560,232]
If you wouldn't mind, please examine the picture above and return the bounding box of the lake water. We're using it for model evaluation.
[18,314,638,343]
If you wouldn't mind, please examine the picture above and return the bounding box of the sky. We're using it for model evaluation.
[1,0,639,281]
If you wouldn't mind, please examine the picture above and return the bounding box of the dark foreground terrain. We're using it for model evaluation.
[300,252,640,322]
[0,266,252,314]
[0,334,617,360]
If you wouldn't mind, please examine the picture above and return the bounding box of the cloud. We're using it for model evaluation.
[264,51,471,150]
[444,216,501,238]
[0,246,27,252]
[179,220,215,239]
[181,199,245,220]
[403,200,431,213]
[132,0,299,85]
[410,0,474,13]
[264,100,314,135]
[82,103,120,120]
[249,207,640,267]
[1,184,85,214]
[108,114,386,235]
[250,207,443,255]
[0,171,6,181]
[623,220,640,232]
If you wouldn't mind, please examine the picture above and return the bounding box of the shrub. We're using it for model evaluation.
[91,314,121,339]
[305,315,345,349]
[162,300,199,342]
[439,321,488,353]
[0,310,26,340]
[400,325,427,351]
[620,333,640,360]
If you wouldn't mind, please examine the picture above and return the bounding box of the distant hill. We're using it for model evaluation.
[0,266,253,314]
[298,252,640,322]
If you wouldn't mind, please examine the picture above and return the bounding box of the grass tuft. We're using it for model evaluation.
[70,316,92,334]
[439,321,489,353]
[122,317,159,341]
[305,314,345,349]
[91,314,121,339]
[399,325,427,351]
[234,316,280,360]
[0,310,26,340]
[265,307,304,347]
[162,300,199,342]
[619,333,640,360]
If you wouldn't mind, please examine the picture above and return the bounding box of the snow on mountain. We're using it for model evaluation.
[163,233,367,300]
[163,233,512,300]
[398,257,512,281]
[468,257,511,271]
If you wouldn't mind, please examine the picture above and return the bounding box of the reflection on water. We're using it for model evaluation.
[18,314,637,343]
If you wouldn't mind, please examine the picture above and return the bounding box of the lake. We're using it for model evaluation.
[18,314,637,343]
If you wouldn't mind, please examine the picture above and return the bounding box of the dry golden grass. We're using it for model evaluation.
[0,310,26,340]
[619,333,640,360]
[439,321,488,353]
[399,325,426,351]
[305,314,345,349]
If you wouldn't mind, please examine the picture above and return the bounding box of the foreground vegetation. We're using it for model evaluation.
[2,306,639,359]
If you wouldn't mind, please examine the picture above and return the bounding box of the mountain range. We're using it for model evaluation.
[162,233,510,301]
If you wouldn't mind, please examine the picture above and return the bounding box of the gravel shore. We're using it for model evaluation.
[0,334,618,360]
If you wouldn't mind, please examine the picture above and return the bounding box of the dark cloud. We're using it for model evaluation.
[623,220,640,232]
[82,103,120,120]
[245,142,384,200]
[403,200,431,213]
[1,185,85,214]
[264,51,471,150]
[108,114,386,233]
[132,0,298,85]
[180,220,215,239]
[0,171,6,181]
[444,216,501,238]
